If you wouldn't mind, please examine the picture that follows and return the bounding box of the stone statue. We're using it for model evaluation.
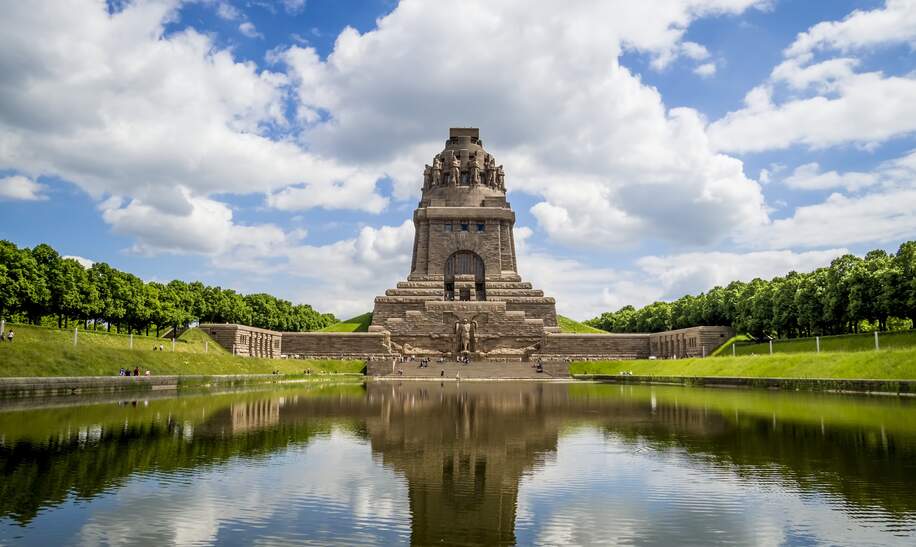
[455,318,477,354]
[423,164,432,190]
[468,153,481,186]
[448,152,461,186]
[496,165,505,190]
[485,156,497,187]
[432,156,442,186]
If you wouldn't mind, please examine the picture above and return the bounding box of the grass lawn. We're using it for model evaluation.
[570,346,916,380]
[557,315,607,334]
[319,312,373,332]
[0,323,364,377]
[727,329,916,355]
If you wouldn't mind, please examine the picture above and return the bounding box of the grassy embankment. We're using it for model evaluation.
[319,312,373,332]
[570,346,916,379]
[0,323,364,377]
[723,329,916,355]
[557,315,607,333]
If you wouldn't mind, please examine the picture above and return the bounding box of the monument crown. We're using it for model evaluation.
[422,127,505,196]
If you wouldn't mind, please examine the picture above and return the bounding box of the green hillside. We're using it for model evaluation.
[558,315,607,334]
[319,312,373,332]
[570,347,916,380]
[0,323,363,377]
[724,330,916,356]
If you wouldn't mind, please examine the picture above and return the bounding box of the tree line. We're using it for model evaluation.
[0,241,337,335]
[585,241,916,339]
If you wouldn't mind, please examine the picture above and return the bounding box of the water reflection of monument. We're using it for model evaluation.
[230,399,280,433]
[365,382,564,545]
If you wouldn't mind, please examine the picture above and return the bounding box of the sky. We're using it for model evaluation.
[1,0,915,320]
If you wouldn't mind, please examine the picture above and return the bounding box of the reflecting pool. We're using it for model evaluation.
[1,381,915,545]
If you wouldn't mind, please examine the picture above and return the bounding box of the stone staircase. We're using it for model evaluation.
[369,359,569,379]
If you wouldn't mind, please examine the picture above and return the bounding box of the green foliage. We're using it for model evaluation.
[0,240,337,334]
[587,241,916,338]
[0,324,363,377]
[569,346,916,379]
[320,312,373,332]
[557,315,607,333]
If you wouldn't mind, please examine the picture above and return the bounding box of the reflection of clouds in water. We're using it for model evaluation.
[515,428,898,546]
[76,428,410,545]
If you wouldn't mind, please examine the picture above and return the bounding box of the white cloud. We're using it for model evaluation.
[0,0,389,254]
[694,62,717,77]
[281,0,769,248]
[709,70,916,153]
[681,41,711,60]
[785,0,916,57]
[783,162,879,191]
[216,2,240,21]
[238,21,263,39]
[515,229,845,319]
[100,189,288,257]
[636,248,847,299]
[63,255,95,268]
[283,0,307,15]
[709,1,916,153]
[0,175,47,201]
[286,220,414,317]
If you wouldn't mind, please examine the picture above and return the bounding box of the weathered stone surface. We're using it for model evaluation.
[200,129,734,368]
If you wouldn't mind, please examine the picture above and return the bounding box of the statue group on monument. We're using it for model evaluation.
[423,151,505,191]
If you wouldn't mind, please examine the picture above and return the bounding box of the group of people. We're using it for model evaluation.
[119,367,149,377]
[151,344,165,351]
[0,328,14,343]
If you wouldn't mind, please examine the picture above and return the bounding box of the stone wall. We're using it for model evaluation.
[281,332,393,360]
[534,333,651,361]
[649,326,734,358]
[199,324,282,358]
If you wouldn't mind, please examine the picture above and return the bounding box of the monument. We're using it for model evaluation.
[369,128,559,360]
[200,128,733,368]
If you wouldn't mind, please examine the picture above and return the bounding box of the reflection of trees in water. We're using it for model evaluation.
[1,381,915,538]
[601,410,916,523]
[0,390,367,525]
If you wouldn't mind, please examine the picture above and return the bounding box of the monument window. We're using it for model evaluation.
[461,223,469,231]
[477,223,485,232]
[444,223,452,232]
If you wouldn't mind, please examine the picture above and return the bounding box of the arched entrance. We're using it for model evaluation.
[444,251,485,301]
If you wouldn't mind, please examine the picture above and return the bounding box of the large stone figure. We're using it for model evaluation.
[485,155,497,187]
[468,153,481,186]
[455,318,477,354]
[432,156,443,186]
[423,165,432,190]
[496,165,505,191]
[449,152,461,186]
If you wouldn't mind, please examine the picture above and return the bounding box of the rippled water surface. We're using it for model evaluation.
[1,381,915,545]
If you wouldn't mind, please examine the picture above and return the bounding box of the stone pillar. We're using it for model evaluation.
[413,217,429,275]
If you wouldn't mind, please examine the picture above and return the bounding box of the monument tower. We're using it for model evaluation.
[370,128,559,358]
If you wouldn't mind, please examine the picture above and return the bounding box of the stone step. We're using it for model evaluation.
[372,360,568,379]
[485,289,544,297]
[385,288,444,296]
[488,296,556,304]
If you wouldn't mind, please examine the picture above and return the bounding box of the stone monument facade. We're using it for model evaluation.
[200,128,734,367]
[370,128,558,359]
